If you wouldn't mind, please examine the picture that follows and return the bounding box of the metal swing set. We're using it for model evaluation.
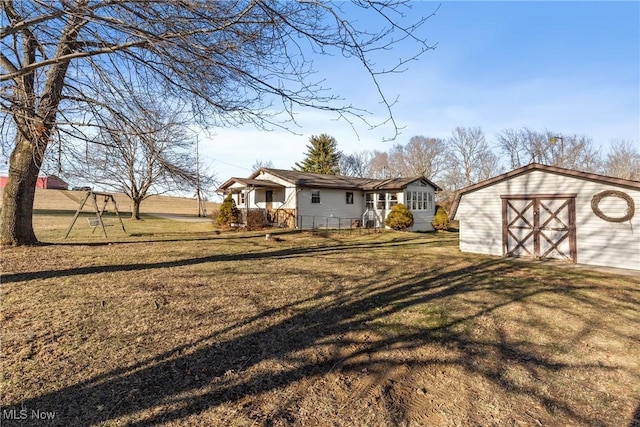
[63,191,127,238]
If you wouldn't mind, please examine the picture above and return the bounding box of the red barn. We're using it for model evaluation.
[0,174,68,190]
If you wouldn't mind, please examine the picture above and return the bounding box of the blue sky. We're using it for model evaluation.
[201,1,639,189]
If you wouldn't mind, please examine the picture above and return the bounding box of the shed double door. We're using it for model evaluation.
[502,194,577,262]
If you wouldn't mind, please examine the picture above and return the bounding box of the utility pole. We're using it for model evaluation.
[195,134,206,217]
[550,135,565,166]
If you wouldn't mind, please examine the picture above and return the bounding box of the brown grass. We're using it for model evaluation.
[1,215,639,426]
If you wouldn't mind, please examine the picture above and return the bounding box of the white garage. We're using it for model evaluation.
[450,163,640,271]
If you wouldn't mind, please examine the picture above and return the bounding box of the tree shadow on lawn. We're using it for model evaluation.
[52,229,431,246]
[5,257,638,426]
[1,234,431,284]
[50,230,271,246]
[631,403,640,427]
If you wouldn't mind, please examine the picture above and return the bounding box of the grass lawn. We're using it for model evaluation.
[2,214,639,426]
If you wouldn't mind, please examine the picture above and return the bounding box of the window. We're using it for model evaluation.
[376,193,386,210]
[311,190,321,204]
[406,191,417,210]
[405,191,433,211]
[346,192,354,204]
[389,193,398,207]
[365,193,374,209]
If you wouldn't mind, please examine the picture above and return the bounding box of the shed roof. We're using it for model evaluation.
[449,163,640,220]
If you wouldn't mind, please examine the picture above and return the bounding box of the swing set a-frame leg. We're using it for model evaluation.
[63,191,92,239]
[110,197,127,233]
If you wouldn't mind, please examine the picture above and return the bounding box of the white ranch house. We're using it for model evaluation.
[217,168,441,232]
[450,163,640,271]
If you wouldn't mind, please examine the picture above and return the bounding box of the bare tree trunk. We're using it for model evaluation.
[0,134,43,245]
[1,6,80,245]
[131,199,141,220]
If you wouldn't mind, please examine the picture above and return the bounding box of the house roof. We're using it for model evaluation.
[217,177,284,192]
[241,168,442,191]
[449,163,640,220]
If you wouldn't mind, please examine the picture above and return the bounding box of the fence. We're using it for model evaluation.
[296,215,381,233]
[238,210,383,232]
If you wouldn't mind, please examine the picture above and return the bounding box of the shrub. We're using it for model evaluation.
[209,209,220,225]
[432,204,450,231]
[246,209,267,231]
[384,203,414,230]
[216,194,241,228]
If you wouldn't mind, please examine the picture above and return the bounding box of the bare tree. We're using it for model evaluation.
[0,1,437,245]
[367,136,447,180]
[368,150,390,179]
[76,100,198,220]
[339,150,373,177]
[604,140,640,181]
[444,126,501,189]
[495,128,523,170]
[496,127,602,172]
[402,135,447,179]
[251,159,274,172]
[385,144,406,178]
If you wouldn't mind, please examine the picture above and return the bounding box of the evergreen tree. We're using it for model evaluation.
[216,194,241,228]
[431,205,450,231]
[384,203,414,230]
[294,134,342,174]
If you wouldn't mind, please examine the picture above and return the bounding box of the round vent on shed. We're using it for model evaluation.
[590,190,635,222]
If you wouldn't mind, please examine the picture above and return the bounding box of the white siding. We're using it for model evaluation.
[401,183,437,232]
[297,188,364,228]
[251,171,297,210]
[455,170,640,271]
[226,182,248,208]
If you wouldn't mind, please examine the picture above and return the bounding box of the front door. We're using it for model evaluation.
[502,194,577,262]
[265,190,273,210]
[265,190,273,222]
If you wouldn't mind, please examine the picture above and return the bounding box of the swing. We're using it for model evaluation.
[64,191,127,238]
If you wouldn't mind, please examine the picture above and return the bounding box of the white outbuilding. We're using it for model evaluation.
[450,163,640,271]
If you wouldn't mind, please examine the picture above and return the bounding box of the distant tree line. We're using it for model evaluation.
[293,128,639,209]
